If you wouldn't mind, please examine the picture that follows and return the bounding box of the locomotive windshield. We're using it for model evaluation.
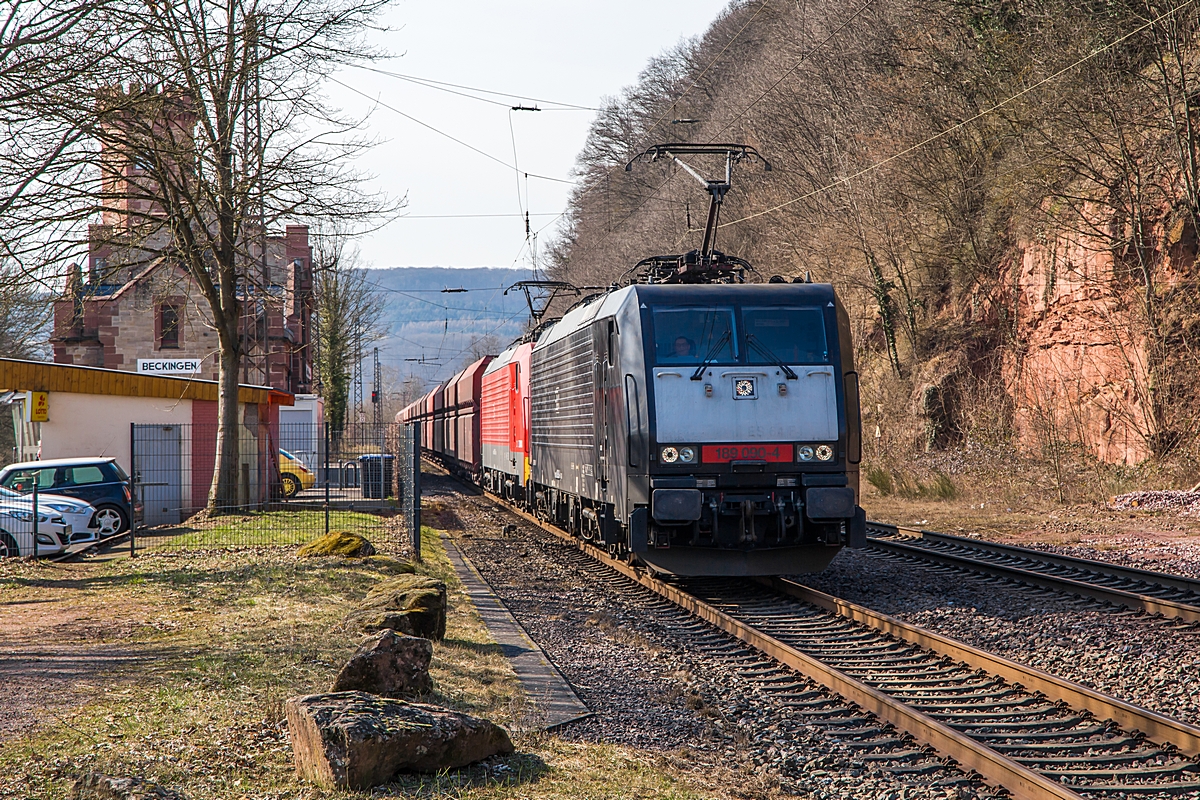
[743,307,829,364]
[653,307,737,365]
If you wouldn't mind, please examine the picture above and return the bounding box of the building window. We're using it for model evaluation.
[159,304,180,348]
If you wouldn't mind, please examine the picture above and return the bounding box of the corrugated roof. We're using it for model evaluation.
[0,359,292,406]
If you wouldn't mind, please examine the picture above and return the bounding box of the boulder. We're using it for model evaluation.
[286,692,513,788]
[72,773,186,799]
[343,574,447,640]
[297,531,377,558]
[330,630,433,698]
[365,555,416,574]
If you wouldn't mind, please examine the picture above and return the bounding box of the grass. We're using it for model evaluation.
[0,515,727,799]
[139,509,385,550]
[863,464,958,501]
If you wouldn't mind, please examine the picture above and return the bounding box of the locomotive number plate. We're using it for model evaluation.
[702,444,794,463]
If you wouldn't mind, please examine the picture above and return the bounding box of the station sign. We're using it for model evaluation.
[137,358,202,375]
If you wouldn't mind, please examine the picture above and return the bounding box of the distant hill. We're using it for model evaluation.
[365,266,534,390]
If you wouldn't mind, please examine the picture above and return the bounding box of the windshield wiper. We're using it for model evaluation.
[745,334,798,379]
[690,329,732,380]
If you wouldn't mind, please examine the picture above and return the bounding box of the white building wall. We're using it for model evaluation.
[37,393,194,508]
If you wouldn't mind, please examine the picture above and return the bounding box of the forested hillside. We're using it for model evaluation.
[548,0,1200,493]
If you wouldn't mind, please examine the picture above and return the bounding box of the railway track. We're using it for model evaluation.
[473,486,1200,800]
[867,523,1200,624]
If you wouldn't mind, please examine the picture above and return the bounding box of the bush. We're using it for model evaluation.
[865,464,895,495]
[868,465,957,501]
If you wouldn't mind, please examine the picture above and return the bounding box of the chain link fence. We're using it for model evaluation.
[129,421,420,554]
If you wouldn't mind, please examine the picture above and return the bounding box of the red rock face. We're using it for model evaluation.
[1003,223,1155,464]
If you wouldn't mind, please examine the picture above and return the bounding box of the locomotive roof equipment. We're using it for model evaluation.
[624,143,771,284]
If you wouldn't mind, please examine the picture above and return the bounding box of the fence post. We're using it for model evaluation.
[31,478,38,560]
[129,423,136,558]
[323,423,330,537]
[410,422,421,562]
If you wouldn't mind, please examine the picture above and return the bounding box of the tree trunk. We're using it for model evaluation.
[210,333,242,510]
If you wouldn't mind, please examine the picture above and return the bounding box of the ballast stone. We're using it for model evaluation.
[286,691,514,788]
[331,629,433,698]
[343,574,447,640]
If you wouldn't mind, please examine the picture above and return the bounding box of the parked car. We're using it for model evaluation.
[0,458,140,537]
[0,496,72,558]
[279,449,316,498]
[0,485,99,545]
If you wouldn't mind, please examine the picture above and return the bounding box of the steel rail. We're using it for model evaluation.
[904,527,1200,595]
[866,523,1200,624]
[761,575,1200,757]
[483,491,1085,800]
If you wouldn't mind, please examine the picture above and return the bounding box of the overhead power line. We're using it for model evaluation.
[717,0,1198,230]
[329,76,576,185]
[347,64,599,111]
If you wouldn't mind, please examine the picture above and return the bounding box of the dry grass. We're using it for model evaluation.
[0,522,726,799]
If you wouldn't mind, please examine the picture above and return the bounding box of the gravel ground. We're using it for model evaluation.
[801,548,1200,726]
[1110,490,1200,515]
[425,474,996,800]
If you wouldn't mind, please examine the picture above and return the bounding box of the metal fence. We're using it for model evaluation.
[129,421,421,554]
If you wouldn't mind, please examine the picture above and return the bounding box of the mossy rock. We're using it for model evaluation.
[344,575,447,640]
[297,531,377,559]
[364,556,416,574]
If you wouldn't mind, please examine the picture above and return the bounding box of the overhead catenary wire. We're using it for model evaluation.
[345,63,600,111]
[329,75,575,185]
[716,0,1199,230]
[561,0,883,266]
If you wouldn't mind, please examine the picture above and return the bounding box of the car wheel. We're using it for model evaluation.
[280,473,301,498]
[0,532,18,558]
[94,506,128,537]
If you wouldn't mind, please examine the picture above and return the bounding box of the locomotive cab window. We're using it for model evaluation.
[742,307,828,365]
[653,307,737,365]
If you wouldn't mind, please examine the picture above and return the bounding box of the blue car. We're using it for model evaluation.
[0,457,141,537]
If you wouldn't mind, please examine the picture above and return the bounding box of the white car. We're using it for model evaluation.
[0,498,72,558]
[0,486,98,546]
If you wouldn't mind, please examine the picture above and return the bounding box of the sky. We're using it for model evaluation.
[329,0,733,271]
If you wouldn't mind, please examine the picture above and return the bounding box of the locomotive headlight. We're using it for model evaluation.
[816,444,834,461]
[661,446,679,463]
[679,446,696,464]
[797,445,815,462]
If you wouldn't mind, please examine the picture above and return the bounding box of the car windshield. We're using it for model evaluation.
[742,307,828,365]
[280,449,295,460]
[653,307,737,365]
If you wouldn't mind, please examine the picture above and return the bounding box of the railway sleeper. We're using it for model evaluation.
[990,737,1145,754]
[966,723,1114,741]
[1072,780,1200,794]
[1015,752,1188,767]
[897,694,1046,711]
[949,715,1090,732]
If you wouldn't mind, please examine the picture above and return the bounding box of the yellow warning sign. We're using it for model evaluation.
[28,391,48,422]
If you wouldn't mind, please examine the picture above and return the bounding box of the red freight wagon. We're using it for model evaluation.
[480,341,532,501]
[443,357,491,478]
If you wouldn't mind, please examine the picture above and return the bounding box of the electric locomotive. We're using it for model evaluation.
[517,144,864,576]
[523,276,864,576]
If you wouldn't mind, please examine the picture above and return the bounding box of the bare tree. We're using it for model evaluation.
[9,0,399,509]
[312,227,385,436]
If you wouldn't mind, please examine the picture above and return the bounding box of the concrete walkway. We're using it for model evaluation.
[440,533,592,732]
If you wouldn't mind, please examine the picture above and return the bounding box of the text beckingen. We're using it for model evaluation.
[137,358,202,374]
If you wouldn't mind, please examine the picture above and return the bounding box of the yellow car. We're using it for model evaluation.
[279,449,316,498]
